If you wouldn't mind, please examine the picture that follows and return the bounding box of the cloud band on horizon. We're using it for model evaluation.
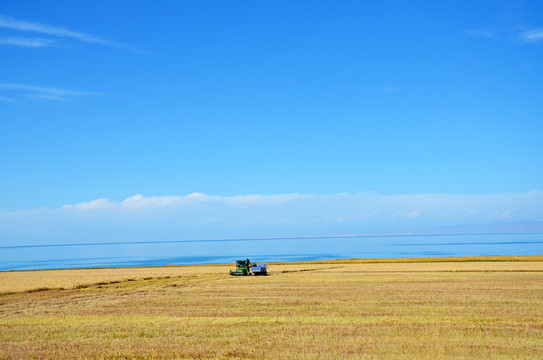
[1,191,542,247]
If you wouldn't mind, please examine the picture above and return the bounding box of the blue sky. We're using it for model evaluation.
[1,1,542,245]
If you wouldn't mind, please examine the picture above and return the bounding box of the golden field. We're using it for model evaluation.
[1,256,542,359]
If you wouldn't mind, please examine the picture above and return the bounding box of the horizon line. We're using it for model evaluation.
[1,231,542,250]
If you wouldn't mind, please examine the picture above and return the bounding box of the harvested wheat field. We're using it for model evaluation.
[1,256,543,359]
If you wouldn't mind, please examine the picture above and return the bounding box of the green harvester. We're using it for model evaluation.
[230,258,268,276]
[230,259,252,276]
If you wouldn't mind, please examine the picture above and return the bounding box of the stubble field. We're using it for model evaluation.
[1,256,542,359]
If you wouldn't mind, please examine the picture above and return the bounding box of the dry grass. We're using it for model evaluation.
[1,256,542,359]
[0,263,326,295]
[2,255,541,295]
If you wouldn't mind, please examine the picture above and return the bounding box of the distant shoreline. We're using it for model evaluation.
[2,254,542,273]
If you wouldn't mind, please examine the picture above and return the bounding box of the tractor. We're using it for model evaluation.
[230,258,268,276]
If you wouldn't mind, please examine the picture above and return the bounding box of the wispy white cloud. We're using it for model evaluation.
[33,190,543,227]
[63,193,306,211]
[381,86,400,93]
[0,36,57,47]
[469,27,543,44]
[519,29,543,42]
[65,198,113,210]
[0,14,139,51]
[0,95,15,103]
[0,83,99,102]
[52,191,543,218]
[0,83,97,96]
[29,94,68,102]
[467,29,497,40]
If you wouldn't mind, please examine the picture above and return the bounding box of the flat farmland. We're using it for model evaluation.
[1,256,542,359]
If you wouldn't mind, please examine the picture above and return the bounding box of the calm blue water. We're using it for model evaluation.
[1,233,542,271]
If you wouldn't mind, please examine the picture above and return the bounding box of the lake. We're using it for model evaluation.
[1,233,542,271]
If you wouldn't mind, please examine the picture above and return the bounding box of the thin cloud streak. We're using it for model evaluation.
[29,94,68,102]
[520,29,543,42]
[382,86,400,93]
[467,29,496,39]
[0,14,140,51]
[468,27,543,44]
[0,83,99,102]
[0,83,97,96]
[0,95,16,103]
[0,36,57,47]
